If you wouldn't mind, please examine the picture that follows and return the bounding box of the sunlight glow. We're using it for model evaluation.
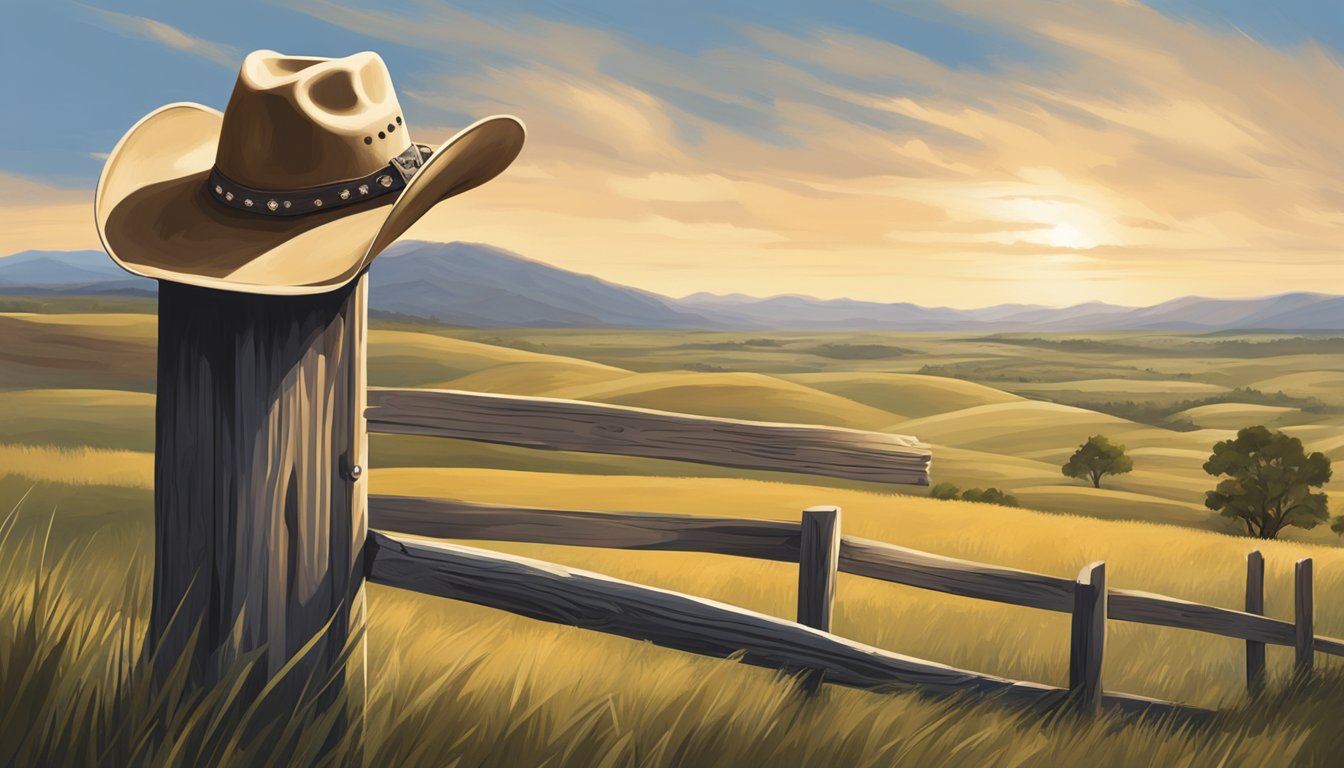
[1047,222,1097,250]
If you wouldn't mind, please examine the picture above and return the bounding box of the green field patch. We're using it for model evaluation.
[800,342,915,360]
[0,294,157,314]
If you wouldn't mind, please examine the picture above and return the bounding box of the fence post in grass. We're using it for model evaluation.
[1295,558,1314,681]
[1069,561,1106,716]
[797,505,841,692]
[147,276,369,732]
[1245,550,1266,696]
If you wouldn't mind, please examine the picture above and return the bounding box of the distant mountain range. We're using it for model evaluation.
[3,242,1344,331]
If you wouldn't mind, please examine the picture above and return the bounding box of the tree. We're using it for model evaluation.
[1062,435,1133,488]
[961,487,1019,507]
[928,482,1018,507]
[930,482,960,500]
[1203,425,1332,540]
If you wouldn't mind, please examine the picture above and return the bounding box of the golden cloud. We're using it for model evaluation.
[9,1,1344,306]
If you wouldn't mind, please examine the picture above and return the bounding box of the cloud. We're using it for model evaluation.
[79,4,240,67]
[22,0,1343,305]
[0,173,99,256]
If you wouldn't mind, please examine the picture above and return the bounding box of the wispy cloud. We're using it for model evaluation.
[282,0,1344,304]
[13,1,1342,304]
[79,4,240,67]
[0,172,100,255]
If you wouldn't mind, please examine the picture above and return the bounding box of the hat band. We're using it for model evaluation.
[206,143,433,217]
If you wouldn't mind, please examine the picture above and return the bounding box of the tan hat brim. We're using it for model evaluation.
[94,103,525,296]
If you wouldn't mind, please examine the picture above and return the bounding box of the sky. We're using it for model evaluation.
[3,0,1344,307]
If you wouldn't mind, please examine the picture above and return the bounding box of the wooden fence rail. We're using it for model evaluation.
[367,388,932,486]
[368,495,1327,655]
[364,530,1207,722]
[368,495,801,560]
[368,494,1344,715]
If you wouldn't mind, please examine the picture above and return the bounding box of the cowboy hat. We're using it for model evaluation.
[95,49,525,296]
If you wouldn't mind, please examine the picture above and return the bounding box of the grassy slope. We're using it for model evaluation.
[546,371,906,429]
[1253,371,1344,405]
[5,536,1333,768]
[6,470,1344,766]
[780,371,1021,418]
[1176,403,1300,429]
[7,310,1344,763]
[0,312,157,391]
[7,311,1344,532]
[6,445,1344,710]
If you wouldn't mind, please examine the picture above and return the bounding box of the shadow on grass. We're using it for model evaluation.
[2,487,1341,767]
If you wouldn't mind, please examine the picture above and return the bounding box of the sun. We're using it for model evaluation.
[1046,222,1097,249]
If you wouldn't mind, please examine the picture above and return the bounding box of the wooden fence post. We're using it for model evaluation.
[797,505,840,692]
[1245,550,1265,695]
[1069,561,1106,716]
[797,506,841,632]
[1295,558,1314,680]
[147,275,369,730]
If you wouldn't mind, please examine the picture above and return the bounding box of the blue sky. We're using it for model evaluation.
[9,1,1337,186]
[5,1,1344,305]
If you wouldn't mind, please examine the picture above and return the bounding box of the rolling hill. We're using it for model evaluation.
[5,242,1344,331]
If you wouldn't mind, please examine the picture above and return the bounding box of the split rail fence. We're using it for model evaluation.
[360,388,1344,722]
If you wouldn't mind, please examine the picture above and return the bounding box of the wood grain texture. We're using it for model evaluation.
[1312,634,1344,656]
[150,276,368,722]
[838,536,1076,613]
[1107,589,1295,645]
[1295,558,1314,677]
[370,496,1343,663]
[1245,551,1266,695]
[797,506,841,632]
[366,388,932,486]
[1069,562,1106,717]
[365,531,1210,722]
[368,495,801,561]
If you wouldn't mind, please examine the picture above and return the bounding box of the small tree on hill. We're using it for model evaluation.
[1062,435,1133,489]
[1204,425,1332,540]
[930,482,960,500]
[961,487,1019,507]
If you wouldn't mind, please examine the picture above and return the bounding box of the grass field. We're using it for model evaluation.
[6,300,1344,765]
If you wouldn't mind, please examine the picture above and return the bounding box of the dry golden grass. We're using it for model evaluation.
[5,490,1343,768]
[549,370,906,429]
[6,318,1344,763]
[0,444,152,488]
[371,467,1344,710]
[782,371,1023,418]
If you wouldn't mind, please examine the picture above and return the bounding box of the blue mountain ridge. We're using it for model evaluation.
[2,242,1342,331]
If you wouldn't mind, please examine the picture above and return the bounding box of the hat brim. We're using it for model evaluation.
[94,103,525,296]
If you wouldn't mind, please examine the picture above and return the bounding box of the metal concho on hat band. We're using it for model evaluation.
[207,143,434,217]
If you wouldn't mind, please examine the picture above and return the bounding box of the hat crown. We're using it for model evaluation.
[215,50,411,189]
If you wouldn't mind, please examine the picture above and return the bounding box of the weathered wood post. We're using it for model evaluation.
[1294,558,1314,680]
[797,505,840,692]
[797,506,841,631]
[1069,561,1106,716]
[147,275,368,727]
[1245,550,1266,695]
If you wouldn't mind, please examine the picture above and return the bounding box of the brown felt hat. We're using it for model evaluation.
[95,50,525,295]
